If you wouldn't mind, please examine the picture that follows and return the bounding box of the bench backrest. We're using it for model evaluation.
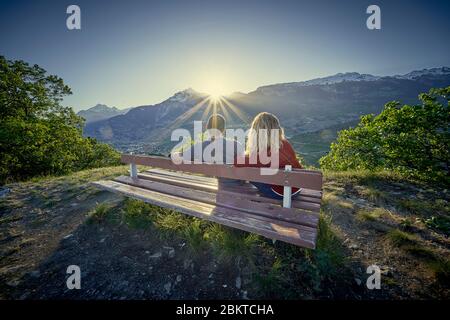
[122,154,322,191]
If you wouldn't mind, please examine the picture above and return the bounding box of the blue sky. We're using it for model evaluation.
[1,0,449,110]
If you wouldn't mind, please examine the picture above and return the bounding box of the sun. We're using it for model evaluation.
[195,75,231,100]
[206,85,228,101]
[208,93,223,102]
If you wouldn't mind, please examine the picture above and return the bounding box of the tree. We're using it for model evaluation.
[0,56,120,183]
[320,87,450,185]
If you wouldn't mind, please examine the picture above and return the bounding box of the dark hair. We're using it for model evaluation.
[206,114,226,133]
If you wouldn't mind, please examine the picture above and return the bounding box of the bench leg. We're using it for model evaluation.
[130,163,137,178]
[283,165,292,208]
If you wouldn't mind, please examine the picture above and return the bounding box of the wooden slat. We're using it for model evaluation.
[139,171,322,210]
[140,171,217,191]
[114,176,319,228]
[141,171,322,207]
[146,168,323,200]
[121,154,323,190]
[92,180,317,248]
[148,168,217,185]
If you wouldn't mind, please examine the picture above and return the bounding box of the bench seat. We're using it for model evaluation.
[93,167,321,249]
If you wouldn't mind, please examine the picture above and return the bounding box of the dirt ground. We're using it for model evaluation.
[0,167,449,299]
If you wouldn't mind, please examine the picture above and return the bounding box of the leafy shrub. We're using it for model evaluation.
[320,87,449,185]
[0,56,120,184]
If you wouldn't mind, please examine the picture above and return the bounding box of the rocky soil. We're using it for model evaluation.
[0,167,448,299]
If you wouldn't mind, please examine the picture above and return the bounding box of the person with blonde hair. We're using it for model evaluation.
[235,112,303,199]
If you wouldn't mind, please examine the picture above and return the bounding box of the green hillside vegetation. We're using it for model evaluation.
[320,87,449,185]
[290,120,360,166]
[0,56,120,184]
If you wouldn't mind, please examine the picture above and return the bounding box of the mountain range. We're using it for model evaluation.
[81,67,450,164]
[77,104,131,124]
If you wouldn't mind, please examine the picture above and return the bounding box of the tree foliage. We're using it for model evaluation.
[0,56,120,184]
[320,87,450,185]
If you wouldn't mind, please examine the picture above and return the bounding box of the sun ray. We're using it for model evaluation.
[221,97,250,124]
[217,98,233,125]
[170,96,210,129]
[201,98,213,121]
[213,98,218,116]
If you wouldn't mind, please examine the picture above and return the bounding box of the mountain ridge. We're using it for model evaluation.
[78,104,131,124]
[82,66,450,159]
[253,66,450,94]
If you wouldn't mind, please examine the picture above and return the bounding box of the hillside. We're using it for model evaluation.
[1,166,448,299]
[83,68,450,164]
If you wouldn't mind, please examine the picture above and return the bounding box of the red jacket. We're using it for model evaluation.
[234,139,302,195]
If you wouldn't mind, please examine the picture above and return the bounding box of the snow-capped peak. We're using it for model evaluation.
[255,72,380,94]
[300,72,380,86]
[393,67,450,80]
[168,88,204,102]
[89,104,118,112]
[255,67,450,94]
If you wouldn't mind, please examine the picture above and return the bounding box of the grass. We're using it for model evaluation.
[423,215,450,236]
[387,228,450,284]
[0,199,8,212]
[6,165,447,298]
[324,169,410,186]
[387,228,419,246]
[154,210,189,234]
[121,198,155,229]
[397,197,448,215]
[113,195,349,298]
[251,214,347,298]
[109,190,350,298]
[395,198,449,235]
[26,165,128,185]
[359,186,389,204]
[205,224,261,265]
[252,258,287,297]
[0,215,23,225]
[87,202,112,223]
[429,259,450,284]
[120,199,210,253]
[325,170,449,237]
[336,199,354,209]
[310,214,346,272]
[182,219,208,254]
[357,208,388,222]
[322,193,353,210]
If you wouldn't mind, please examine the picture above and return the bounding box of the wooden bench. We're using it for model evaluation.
[92,154,323,249]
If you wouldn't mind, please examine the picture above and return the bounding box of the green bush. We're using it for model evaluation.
[320,87,449,185]
[0,56,120,184]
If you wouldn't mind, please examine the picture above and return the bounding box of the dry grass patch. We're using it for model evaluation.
[357,208,389,222]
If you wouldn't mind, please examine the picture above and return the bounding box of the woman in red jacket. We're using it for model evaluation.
[235,112,303,199]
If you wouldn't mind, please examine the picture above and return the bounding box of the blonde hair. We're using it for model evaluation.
[246,112,285,155]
